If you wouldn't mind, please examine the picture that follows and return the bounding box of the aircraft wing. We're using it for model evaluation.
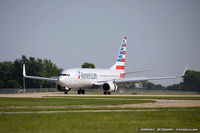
[23,64,58,82]
[113,75,178,84]
[94,75,178,85]
[124,69,154,75]
[24,75,58,82]
[94,65,187,85]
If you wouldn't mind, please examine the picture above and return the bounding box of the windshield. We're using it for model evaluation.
[59,73,70,76]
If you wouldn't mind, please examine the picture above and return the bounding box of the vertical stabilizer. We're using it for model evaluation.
[110,36,127,77]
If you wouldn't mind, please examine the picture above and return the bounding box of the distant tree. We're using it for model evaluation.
[118,83,136,89]
[182,70,200,91]
[165,70,200,91]
[7,80,21,88]
[120,82,165,90]
[0,55,63,88]
[166,84,183,91]
[0,61,15,88]
[128,83,136,89]
[142,82,155,89]
[0,81,5,88]
[154,84,165,90]
[81,62,95,68]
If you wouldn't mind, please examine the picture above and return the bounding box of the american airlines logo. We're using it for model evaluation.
[78,70,81,79]
[78,70,97,79]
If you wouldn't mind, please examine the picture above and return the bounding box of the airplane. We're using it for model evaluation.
[23,36,186,95]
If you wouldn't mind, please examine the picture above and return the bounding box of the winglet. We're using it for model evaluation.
[23,64,26,77]
[182,64,188,77]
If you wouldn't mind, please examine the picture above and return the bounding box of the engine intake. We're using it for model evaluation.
[103,82,118,92]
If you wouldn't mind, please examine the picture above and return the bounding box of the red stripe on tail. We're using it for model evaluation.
[116,66,124,70]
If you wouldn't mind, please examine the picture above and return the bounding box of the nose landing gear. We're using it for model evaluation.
[64,88,71,94]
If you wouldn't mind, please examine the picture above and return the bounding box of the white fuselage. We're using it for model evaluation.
[58,68,124,88]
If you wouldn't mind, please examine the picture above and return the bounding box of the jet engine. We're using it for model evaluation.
[103,82,118,92]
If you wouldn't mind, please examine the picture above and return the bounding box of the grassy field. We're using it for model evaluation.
[0,111,200,133]
[0,96,200,133]
[0,97,154,107]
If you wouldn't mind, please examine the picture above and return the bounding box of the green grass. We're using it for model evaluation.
[0,96,200,132]
[1,106,200,112]
[0,97,154,107]
[0,111,200,133]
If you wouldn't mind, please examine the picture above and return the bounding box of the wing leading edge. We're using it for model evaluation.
[23,64,58,82]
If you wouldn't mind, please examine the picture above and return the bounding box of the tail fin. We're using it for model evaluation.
[110,36,127,72]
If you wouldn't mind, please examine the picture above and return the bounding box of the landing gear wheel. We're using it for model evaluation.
[104,92,111,95]
[77,89,85,94]
[64,90,68,94]
[64,88,71,94]
[78,89,81,94]
[82,89,85,94]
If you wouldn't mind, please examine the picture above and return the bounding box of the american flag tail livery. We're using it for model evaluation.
[110,36,127,78]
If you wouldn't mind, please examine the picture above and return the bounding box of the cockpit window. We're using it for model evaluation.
[59,73,70,76]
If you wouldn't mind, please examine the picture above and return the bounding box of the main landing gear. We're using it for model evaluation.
[104,92,111,95]
[77,89,85,94]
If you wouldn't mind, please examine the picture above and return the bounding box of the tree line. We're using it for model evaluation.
[0,55,62,88]
[119,70,200,92]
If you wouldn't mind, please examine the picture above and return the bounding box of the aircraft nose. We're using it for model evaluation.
[58,76,66,86]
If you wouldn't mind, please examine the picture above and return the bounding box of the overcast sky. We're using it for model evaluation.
[0,0,200,86]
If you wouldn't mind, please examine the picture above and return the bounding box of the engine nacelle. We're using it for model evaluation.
[103,82,118,92]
